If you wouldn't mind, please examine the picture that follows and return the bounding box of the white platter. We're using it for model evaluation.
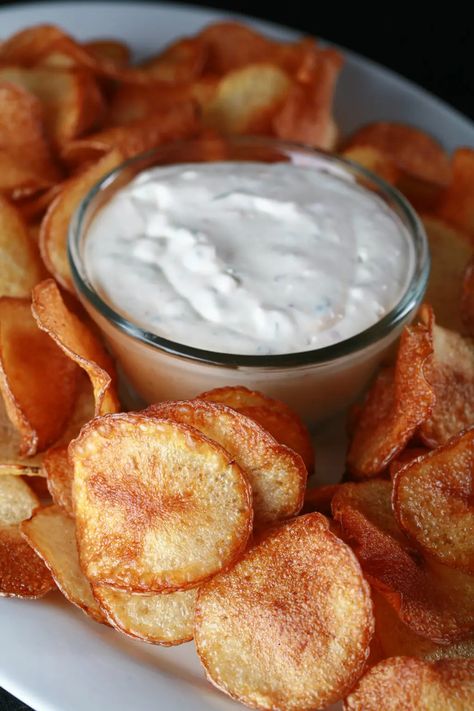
[0,3,473,710]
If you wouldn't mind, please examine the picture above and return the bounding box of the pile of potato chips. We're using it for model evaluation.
[1,19,474,711]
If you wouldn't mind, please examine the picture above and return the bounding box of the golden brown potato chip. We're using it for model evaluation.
[422,215,473,333]
[203,63,291,134]
[0,297,79,456]
[344,657,474,711]
[302,483,341,515]
[347,315,435,478]
[61,101,199,166]
[42,446,73,516]
[0,475,54,597]
[32,279,119,415]
[195,513,374,711]
[393,428,474,573]
[20,505,106,622]
[93,584,197,645]
[198,22,275,74]
[0,196,45,298]
[341,145,400,185]
[437,148,474,237]
[39,149,124,291]
[388,447,428,480]
[83,39,131,68]
[332,479,474,643]
[70,413,253,593]
[146,400,306,525]
[139,37,206,83]
[0,395,42,476]
[197,385,314,473]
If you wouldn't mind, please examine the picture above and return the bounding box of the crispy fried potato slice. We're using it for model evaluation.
[422,215,473,333]
[32,279,119,415]
[344,657,474,711]
[20,505,106,622]
[0,297,79,456]
[437,148,474,237]
[332,479,474,643]
[61,101,199,166]
[70,413,253,593]
[83,39,131,68]
[197,385,314,473]
[341,145,400,185]
[0,475,54,597]
[393,428,474,573]
[195,513,373,711]
[93,584,197,645]
[139,37,206,83]
[0,196,45,297]
[39,149,124,290]
[388,448,428,480]
[0,396,42,476]
[347,315,434,478]
[303,483,341,515]
[198,22,275,74]
[42,446,73,516]
[146,400,306,525]
[203,63,291,134]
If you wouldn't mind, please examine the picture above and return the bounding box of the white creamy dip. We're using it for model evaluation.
[84,161,414,355]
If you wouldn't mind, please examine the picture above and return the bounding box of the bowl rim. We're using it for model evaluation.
[68,135,430,369]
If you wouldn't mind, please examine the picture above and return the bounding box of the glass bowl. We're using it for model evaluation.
[68,135,429,426]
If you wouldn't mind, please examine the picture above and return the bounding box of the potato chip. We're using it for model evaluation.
[347,315,434,478]
[197,385,314,473]
[437,148,474,237]
[32,279,119,415]
[341,145,400,185]
[303,483,341,515]
[39,149,124,291]
[42,446,73,516]
[93,584,197,645]
[198,22,275,74]
[0,196,45,298]
[0,395,42,476]
[393,428,474,573]
[146,400,306,525]
[20,504,106,622]
[332,479,474,643]
[344,657,474,711]
[0,475,54,597]
[83,39,131,68]
[195,513,373,711]
[203,63,291,134]
[422,215,473,333]
[388,447,428,480]
[0,297,79,456]
[71,413,252,593]
[139,37,206,83]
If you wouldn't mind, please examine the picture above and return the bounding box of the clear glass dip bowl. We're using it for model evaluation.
[69,135,429,427]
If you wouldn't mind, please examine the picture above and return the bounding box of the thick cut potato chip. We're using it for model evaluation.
[71,413,252,593]
[39,149,124,291]
[344,657,474,711]
[93,584,197,645]
[347,316,434,478]
[332,480,474,643]
[42,446,73,516]
[422,215,473,333]
[21,505,106,622]
[32,279,119,415]
[146,400,306,525]
[0,196,45,298]
[197,385,314,473]
[437,148,474,237]
[139,37,206,83]
[203,63,291,134]
[393,428,474,573]
[195,513,373,711]
[341,145,400,185]
[0,475,54,597]
[0,297,79,456]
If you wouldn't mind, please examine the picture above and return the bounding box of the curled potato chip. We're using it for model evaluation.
[393,428,474,573]
[139,37,206,83]
[437,148,474,237]
[332,479,474,643]
[146,400,306,525]
[347,315,434,478]
[344,657,474,711]
[0,297,79,456]
[32,279,119,415]
[0,395,42,476]
[93,584,197,645]
[42,446,73,516]
[195,513,374,711]
[422,215,473,333]
[0,475,54,597]
[71,413,252,593]
[303,483,341,515]
[0,196,45,298]
[20,505,106,622]
[197,385,314,473]
[341,145,400,185]
[39,149,124,290]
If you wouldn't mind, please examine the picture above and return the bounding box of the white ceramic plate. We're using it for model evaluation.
[0,4,473,710]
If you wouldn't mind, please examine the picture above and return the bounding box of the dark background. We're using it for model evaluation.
[0,1,472,709]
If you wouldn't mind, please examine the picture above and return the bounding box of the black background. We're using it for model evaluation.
[0,1,473,709]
